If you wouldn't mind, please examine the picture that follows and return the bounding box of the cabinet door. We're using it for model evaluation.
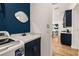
[61,33,71,46]
[25,38,41,56]
[65,10,72,27]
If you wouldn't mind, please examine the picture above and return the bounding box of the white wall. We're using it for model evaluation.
[30,3,52,56]
[72,4,79,49]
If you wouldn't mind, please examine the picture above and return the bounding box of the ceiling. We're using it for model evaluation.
[52,3,76,10]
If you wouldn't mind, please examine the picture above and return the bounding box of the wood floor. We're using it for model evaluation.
[52,36,79,56]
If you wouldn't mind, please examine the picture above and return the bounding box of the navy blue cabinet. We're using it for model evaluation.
[66,10,72,27]
[61,33,72,46]
[63,10,72,27]
[25,38,41,56]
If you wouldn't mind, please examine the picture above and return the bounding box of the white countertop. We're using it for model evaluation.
[61,32,71,34]
[11,33,41,43]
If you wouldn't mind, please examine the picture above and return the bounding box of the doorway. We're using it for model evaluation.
[52,3,78,56]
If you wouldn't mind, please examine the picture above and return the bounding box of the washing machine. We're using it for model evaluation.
[0,31,24,56]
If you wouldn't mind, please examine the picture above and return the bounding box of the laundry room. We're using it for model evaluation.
[0,3,52,56]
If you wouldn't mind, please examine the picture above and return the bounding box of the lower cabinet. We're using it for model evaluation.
[25,38,41,56]
[61,33,72,46]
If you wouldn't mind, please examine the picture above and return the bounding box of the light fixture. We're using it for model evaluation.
[15,11,28,23]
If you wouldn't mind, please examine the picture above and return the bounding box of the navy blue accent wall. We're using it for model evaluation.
[0,3,30,34]
[0,13,5,30]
